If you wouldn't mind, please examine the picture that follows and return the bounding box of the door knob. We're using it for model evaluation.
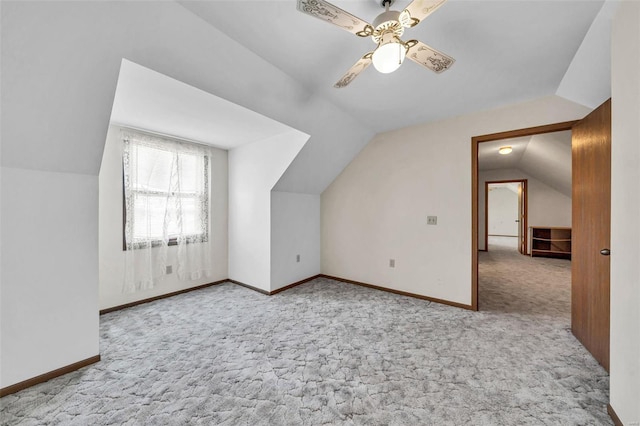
[600,248,611,256]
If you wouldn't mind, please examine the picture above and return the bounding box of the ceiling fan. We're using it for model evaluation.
[297,0,455,88]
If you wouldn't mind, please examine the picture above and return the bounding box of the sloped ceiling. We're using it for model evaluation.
[489,182,521,194]
[1,0,613,196]
[179,0,604,133]
[479,130,572,197]
[0,0,373,195]
[110,60,295,149]
[556,0,618,109]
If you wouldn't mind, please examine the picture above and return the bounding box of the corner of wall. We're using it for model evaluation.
[270,191,321,291]
[228,129,310,292]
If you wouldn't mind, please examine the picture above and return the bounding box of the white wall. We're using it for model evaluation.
[0,56,3,383]
[322,96,589,306]
[487,187,519,237]
[98,125,228,310]
[229,131,308,292]
[0,167,99,387]
[1,0,350,387]
[479,169,572,252]
[610,2,640,423]
[271,192,321,291]
[556,0,616,109]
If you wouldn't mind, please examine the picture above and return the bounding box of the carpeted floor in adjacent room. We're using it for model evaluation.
[0,237,611,425]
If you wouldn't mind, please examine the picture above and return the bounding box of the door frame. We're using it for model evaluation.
[471,120,578,311]
[484,179,528,253]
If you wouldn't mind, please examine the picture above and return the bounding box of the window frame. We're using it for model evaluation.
[121,136,209,251]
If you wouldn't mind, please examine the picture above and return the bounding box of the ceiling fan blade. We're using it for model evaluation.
[334,53,373,88]
[297,0,374,37]
[400,0,448,28]
[405,40,455,73]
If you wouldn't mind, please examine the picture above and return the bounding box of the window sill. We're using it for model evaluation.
[122,236,208,251]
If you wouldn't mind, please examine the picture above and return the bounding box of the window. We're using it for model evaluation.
[122,131,209,250]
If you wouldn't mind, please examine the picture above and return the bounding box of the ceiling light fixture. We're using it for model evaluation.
[372,33,407,73]
[297,0,455,88]
[371,5,406,74]
[498,146,513,155]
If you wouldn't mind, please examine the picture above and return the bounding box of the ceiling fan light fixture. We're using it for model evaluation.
[296,0,455,87]
[372,37,406,74]
[498,146,513,155]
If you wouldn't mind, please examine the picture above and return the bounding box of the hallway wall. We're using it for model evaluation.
[479,169,571,253]
[488,187,519,237]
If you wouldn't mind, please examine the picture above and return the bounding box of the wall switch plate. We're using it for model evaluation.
[389,259,395,268]
[166,265,172,274]
[427,216,438,225]
[296,254,300,263]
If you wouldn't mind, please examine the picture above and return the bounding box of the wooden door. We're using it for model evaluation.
[518,181,527,255]
[571,99,611,371]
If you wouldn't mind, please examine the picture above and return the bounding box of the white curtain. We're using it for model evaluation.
[122,130,212,293]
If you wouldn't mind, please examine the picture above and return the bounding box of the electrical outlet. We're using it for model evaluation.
[166,265,172,274]
[296,254,300,263]
[389,259,395,268]
[427,216,438,225]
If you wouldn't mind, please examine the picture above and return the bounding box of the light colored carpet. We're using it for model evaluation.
[1,245,611,425]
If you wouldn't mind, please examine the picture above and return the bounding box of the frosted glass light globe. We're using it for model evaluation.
[372,41,406,74]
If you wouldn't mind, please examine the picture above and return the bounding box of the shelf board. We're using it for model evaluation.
[530,226,572,230]
[530,227,572,258]
[531,249,571,254]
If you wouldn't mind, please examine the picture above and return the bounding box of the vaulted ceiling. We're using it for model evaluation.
[1,0,613,196]
[110,60,295,150]
[479,131,572,197]
[180,0,607,133]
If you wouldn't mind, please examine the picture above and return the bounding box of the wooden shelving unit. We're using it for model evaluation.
[530,227,572,259]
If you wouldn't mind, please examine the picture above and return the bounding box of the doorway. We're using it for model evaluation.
[484,180,527,255]
[471,121,577,311]
[471,102,612,371]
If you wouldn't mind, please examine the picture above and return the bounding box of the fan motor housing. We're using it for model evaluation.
[373,10,401,29]
[372,10,404,43]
